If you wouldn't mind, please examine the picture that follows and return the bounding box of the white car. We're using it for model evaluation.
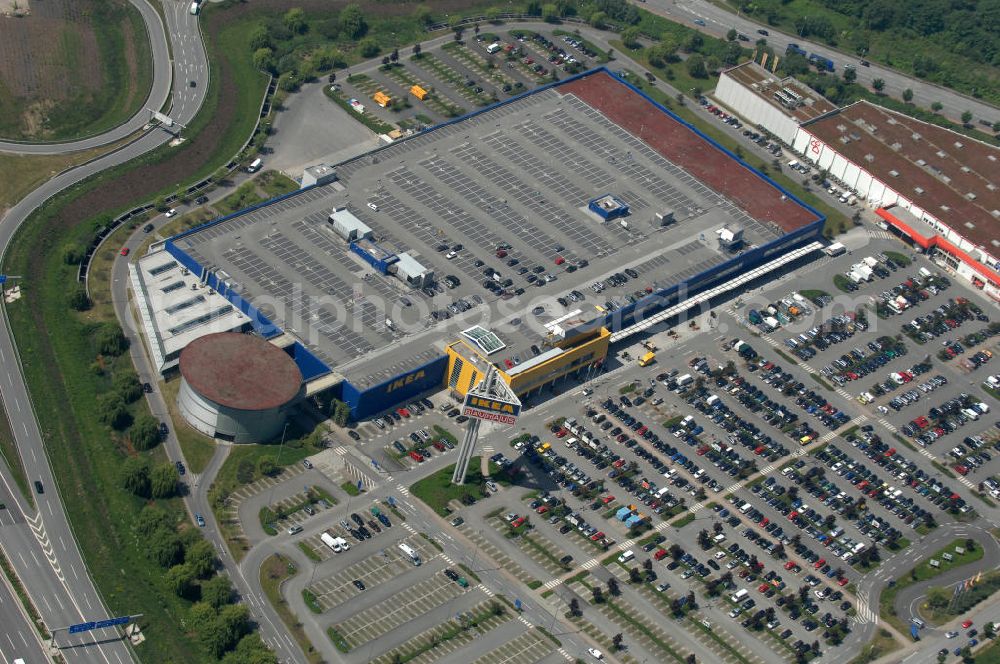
[165,208,177,218]
[587,648,604,660]
[367,201,379,211]
[946,631,959,639]
[446,250,458,259]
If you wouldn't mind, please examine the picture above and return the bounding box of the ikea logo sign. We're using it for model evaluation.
[385,370,426,394]
[465,396,521,416]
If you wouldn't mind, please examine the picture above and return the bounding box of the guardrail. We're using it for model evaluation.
[78,75,276,289]
[426,13,621,33]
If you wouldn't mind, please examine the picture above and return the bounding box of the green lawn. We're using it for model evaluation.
[260,555,323,663]
[411,458,495,515]
[884,251,911,267]
[975,638,1000,664]
[0,0,152,141]
[878,539,985,634]
[257,170,300,198]
[846,628,898,664]
[161,377,216,474]
[341,481,361,496]
[0,390,31,508]
[0,7,271,657]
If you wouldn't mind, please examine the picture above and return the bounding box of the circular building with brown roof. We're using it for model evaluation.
[177,332,303,443]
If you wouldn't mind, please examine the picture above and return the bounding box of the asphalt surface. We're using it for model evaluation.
[0,6,998,664]
[109,188,306,663]
[0,1,208,663]
[0,0,172,155]
[637,0,999,127]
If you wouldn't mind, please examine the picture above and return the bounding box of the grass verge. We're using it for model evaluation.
[160,377,215,473]
[341,481,361,496]
[297,541,322,563]
[878,538,984,634]
[847,628,898,664]
[0,548,48,639]
[810,373,835,391]
[672,512,696,528]
[0,390,31,507]
[302,588,323,614]
[328,627,351,653]
[260,554,323,663]
[411,457,490,515]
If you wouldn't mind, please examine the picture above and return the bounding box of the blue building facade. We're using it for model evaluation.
[160,66,823,422]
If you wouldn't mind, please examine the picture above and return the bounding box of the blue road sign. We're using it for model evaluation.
[68,616,130,634]
[95,617,131,629]
[514,598,522,610]
[357,479,363,490]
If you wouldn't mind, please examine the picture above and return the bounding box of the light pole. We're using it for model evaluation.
[267,421,291,508]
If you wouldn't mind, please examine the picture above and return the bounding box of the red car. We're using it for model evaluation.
[536,505,549,515]
[396,407,410,418]
[512,517,526,528]
[758,583,770,593]
[120,247,130,256]
[554,257,565,265]
[555,428,568,438]
[784,561,796,570]
[601,495,615,504]
[408,451,424,462]
[962,620,973,629]
[837,577,849,586]
[955,465,969,476]
[814,558,826,569]
[758,517,769,527]
[589,531,604,541]
[654,549,668,561]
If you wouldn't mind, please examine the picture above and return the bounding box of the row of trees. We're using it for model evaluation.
[136,506,274,661]
[120,456,179,498]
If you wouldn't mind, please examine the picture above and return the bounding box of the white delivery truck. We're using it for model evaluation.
[399,542,422,566]
[321,532,342,552]
[823,242,846,257]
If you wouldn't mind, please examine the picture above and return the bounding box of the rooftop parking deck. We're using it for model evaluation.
[171,70,821,387]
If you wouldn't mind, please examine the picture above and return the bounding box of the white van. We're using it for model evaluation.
[247,157,262,173]
[618,550,635,564]
[189,1,200,15]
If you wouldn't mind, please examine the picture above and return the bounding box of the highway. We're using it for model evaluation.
[0,2,209,663]
[634,0,999,127]
[0,2,997,663]
[0,0,172,155]
[108,187,307,664]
